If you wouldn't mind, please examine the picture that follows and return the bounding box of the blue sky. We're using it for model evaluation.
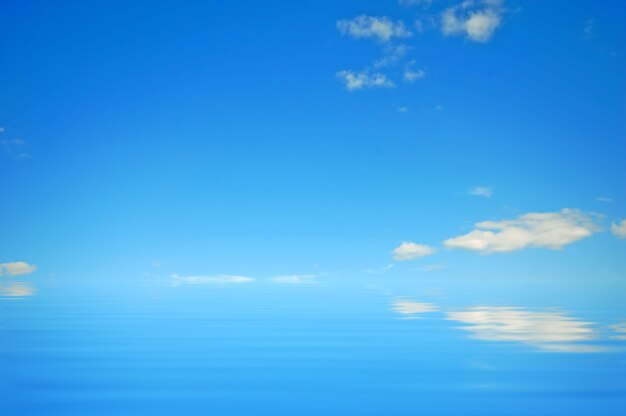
[1,0,625,289]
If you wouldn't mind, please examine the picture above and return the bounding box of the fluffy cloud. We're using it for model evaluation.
[447,306,602,353]
[444,209,599,253]
[612,220,626,238]
[393,242,436,260]
[0,262,37,276]
[336,70,394,91]
[441,1,504,42]
[337,15,412,42]
[270,274,316,284]
[171,274,254,285]
[469,186,493,197]
[391,299,438,315]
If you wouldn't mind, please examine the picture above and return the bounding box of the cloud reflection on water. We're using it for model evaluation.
[391,299,438,318]
[446,306,604,353]
[0,282,36,298]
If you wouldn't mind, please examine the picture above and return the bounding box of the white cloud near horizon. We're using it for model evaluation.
[393,242,436,260]
[336,69,394,91]
[469,186,493,198]
[611,220,626,238]
[444,209,599,253]
[0,262,37,277]
[441,0,504,42]
[171,274,255,285]
[447,306,603,353]
[270,274,316,284]
[337,15,412,43]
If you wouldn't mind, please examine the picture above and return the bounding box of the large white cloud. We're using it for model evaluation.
[336,69,394,91]
[444,209,599,253]
[611,219,626,238]
[447,306,602,353]
[393,242,436,260]
[337,15,412,43]
[0,262,37,276]
[441,1,504,42]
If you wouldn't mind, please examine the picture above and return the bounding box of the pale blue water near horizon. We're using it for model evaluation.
[2,272,625,415]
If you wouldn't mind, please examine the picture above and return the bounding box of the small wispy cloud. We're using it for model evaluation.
[399,0,431,7]
[336,69,395,91]
[364,264,395,274]
[337,15,412,43]
[0,262,37,277]
[583,19,594,39]
[611,220,626,239]
[393,242,436,260]
[596,196,612,203]
[441,0,505,42]
[444,209,600,253]
[270,274,316,284]
[373,44,410,68]
[1,128,30,159]
[469,186,493,198]
[403,61,426,82]
[418,263,446,272]
[171,274,255,285]
[398,106,409,113]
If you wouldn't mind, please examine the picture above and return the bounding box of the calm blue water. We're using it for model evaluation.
[2,275,625,415]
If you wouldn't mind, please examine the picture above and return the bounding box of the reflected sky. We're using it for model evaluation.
[1,0,625,414]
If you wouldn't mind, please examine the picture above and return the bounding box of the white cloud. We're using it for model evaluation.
[596,196,612,202]
[0,262,37,277]
[444,209,599,253]
[336,69,394,91]
[441,1,504,42]
[447,306,603,353]
[393,242,436,260]
[392,299,438,316]
[171,274,254,285]
[404,68,426,82]
[337,15,412,43]
[270,274,316,284]
[0,283,36,298]
[469,186,493,198]
[611,220,626,238]
[398,107,409,113]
